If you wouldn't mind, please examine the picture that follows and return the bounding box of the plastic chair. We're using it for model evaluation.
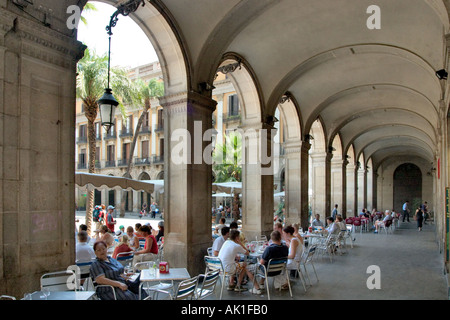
[196,269,220,300]
[254,257,292,300]
[40,270,78,292]
[172,276,199,300]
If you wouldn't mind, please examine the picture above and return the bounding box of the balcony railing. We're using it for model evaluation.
[152,155,164,164]
[118,159,130,167]
[77,163,87,169]
[120,129,133,138]
[135,157,151,165]
[76,136,87,144]
[139,126,151,134]
[105,160,116,167]
[104,133,117,140]
[154,124,164,133]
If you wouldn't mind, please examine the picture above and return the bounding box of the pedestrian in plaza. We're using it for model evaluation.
[402,200,411,222]
[150,202,157,219]
[415,206,424,232]
[331,204,338,220]
[421,201,429,224]
[106,205,117,233]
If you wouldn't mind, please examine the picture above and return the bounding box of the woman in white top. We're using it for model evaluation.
[283,225,303,270]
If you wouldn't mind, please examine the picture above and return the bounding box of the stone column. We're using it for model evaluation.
[300,141,311,231]
[309,151,331,219]
[346,162,356,216]
[240,122,275,241]
[331,157,344,216]
[357,166,366,213]
[160,91,216,276]
[283,140,302,226]
[0,8,85,296]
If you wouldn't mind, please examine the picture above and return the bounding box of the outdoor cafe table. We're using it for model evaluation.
[24,290,96,300]
[140,267,191,283]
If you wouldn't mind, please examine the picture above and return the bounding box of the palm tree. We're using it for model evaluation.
[76,48,132,234]
[119,78,164,217]
[213,131,242,221]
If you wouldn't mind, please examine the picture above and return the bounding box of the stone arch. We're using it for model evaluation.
[393,163,423,212]
[81,0,189,94]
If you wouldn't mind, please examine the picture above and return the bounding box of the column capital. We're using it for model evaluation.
[160,91,217,116]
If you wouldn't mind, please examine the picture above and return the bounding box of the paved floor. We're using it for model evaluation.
[212,220,448,300]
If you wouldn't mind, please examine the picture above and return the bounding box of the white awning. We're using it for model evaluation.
[75,172,154,193]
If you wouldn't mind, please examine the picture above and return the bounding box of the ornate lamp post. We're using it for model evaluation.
[98,0,146,133]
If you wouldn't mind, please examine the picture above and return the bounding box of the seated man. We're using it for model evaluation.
[258,231,289,290]
[311,214,324,228]
[212,226,230,256]
[218,230,262,294]
[374,210,393,233]
[325,217,339,235]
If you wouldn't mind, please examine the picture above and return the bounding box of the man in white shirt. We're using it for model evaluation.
[218,230,262,294]
[402,201,410,222]
[76,231,95,262]
[311,214,324,228]
[325,217,339,235]
[212,226,230,256]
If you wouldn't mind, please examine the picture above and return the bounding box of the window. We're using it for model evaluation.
[141,140,149,159]
[107,145,115,161]
[228,94,239,116]
[79,124,87,138]
[123,143,131,161]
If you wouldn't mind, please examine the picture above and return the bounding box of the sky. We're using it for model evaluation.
[77,1,158,69]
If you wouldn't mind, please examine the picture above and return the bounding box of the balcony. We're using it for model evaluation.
[118,159,130,167]
[119,129,133,138]
[135,157,151,165]
[154,124,164,133]
[139,126,151,134]
[76,136,87,144]
[105,160,116,168]
[152,155,164,164]
[77,163,87,169]
[223,113,240,123]
[104,133,117,140]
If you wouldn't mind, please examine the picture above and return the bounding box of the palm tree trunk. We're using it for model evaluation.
[119,103,150,217]
[85,104,97,235]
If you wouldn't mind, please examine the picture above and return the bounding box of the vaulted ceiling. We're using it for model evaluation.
[92,0,450,170]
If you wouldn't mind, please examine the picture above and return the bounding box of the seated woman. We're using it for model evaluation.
[283,226,303,272]
[133,225,158,265]
[90,241,145,300]
[98,225,115,248]
[112,235,133,259]
[126,226,140,250]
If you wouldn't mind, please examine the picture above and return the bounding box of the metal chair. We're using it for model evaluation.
[40,270,78,292]
[298,245,319,286]
[204,256,235,300]
[195,269,220,300]
[75,259,95,288]
[316,233,336,262]
[116,251,134,267]
[207,247,213,256]
[254,257,292,300]
[0,295,16,300]
[172,275,199,300]
[93,283,117,300]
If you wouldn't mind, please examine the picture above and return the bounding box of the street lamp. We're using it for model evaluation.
[98,0,146,133]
